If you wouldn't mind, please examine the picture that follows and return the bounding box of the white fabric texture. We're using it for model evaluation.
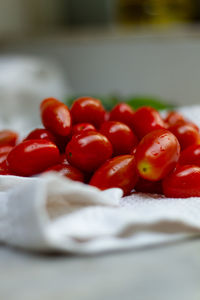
[0,105,200,254]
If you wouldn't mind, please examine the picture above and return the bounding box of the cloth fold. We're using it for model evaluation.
[0,105,200,254]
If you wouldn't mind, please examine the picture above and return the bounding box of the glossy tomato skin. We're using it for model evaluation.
[169,123,200,150]
[7,139,60,176]
[100,121,138,155]
[134,177,163,194]
[165,111,199,132]
[163,165,200,198]
[59,153,69,165]
[135,129,180,181]
[165,111,185,127]
[90,155,138,196]
[179,144,200,167]
[40,98,72,136]
[25,128,56,143]
[72,123,96,136]
[0,145,13,164]
[44,163,85,182]
[70,97,106,128]
[109,103,135,129]
[0,130,18,146]
[131,107,165,139]
[66,131,113,173]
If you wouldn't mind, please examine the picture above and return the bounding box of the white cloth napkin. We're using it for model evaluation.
[0,105,200,254]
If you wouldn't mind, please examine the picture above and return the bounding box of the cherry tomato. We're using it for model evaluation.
[59,153,69,165]
[44,164,85,182]
[169,123,200,150]
[90,155,138,196]
[179,144,200,167]
[100,121,138,155]
[163,165,200,198]
[130,146,137,155]
[109,103,135,129]
[25,128,56,143]
[7,139,60,176]
[0,130,18,146]
[40,97,72,136]
[134,177,163,194]
[66,131,113,173]
[0,161,12,175]
[135,129,180,181]
[165,111,199,132]
[70,97,106,128]
[0,145,13,164]
[131,106,165,139]
[72,123,96,136]
[165,111,185,127]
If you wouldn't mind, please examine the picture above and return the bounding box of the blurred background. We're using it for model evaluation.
[0,0,200,130]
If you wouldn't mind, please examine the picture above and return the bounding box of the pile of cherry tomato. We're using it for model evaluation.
[0,96,200,198]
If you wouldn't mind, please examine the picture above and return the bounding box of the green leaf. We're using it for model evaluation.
[125,96,174,110]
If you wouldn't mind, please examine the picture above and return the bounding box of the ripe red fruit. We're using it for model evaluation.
[134,177,163,194]
[7,139,60,176]
[40,97,72,136]
[165,111,199,132]
[0,161,12,175]
[179,144,200,167]
[70,97,106,128]
[0,145,13,164]
[59,153,69,165]
[169,123,200,150]
[109,103,135,129]
[135,129,180,181]
[0,130,18,146]
[44,164,85,182]
[25,128,56,143]
[131,106,165,139]
[72,123,96,136]
[163,165,200,198]
[100,121,138,155]
[90,155,138,196]
[66,131,113,173]
[165,111,185,127]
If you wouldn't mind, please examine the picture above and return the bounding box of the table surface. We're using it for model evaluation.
[1,238,200,300]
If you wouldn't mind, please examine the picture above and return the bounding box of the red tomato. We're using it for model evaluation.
[135,129,180,181]
[179,144,200,167]
[66,131,113,173]
[109,103,135,129]
[130,146,137,155]
[169,123,200,150]
[165,111,199,132]
[0,159,13,175]
[7,139,60,176]
[70,97,106,128]
[104,112,110,122]
[134,177,163,194]
[0,130,18,146]
[131,107,165,139]
[0,145,13,164]
[90,155,138,196]
[44,164,85,182]
[165,111,185,126]
[72,123,96,136]
[59,153,69,165]
[25,128,56,143]
[100,121,138,155]
[53,134,71,153]
[40,98,72,136]
[163,165,200,198]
